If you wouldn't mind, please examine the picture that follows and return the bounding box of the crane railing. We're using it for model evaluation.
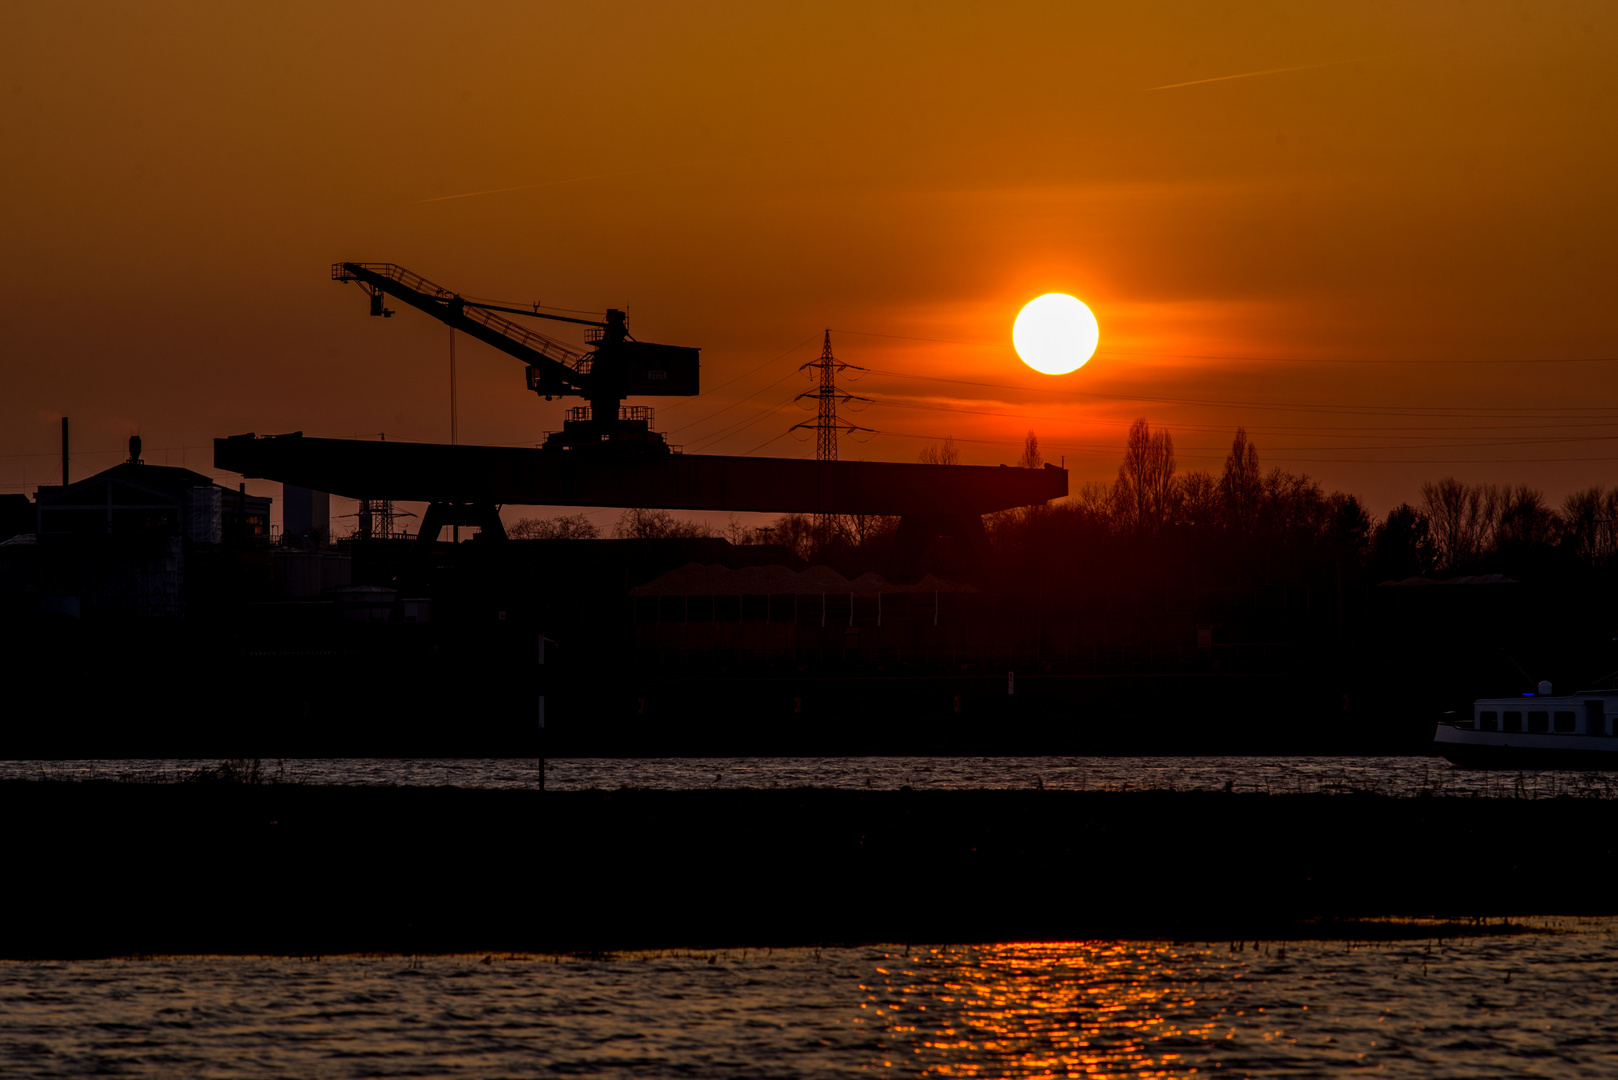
[333,262,590,373]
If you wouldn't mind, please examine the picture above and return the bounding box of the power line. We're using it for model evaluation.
[833,326,1618,365]
[860,367,1618,420]
[862,426,1618,466]
[658,332,820,417]
[832,328,1000,348]
[682,386,806,452]
[740,429,798,456]
[1121,351,1618,366]
[859,397,1618,451]
[667,367,803,435]
[861,395,1618,438]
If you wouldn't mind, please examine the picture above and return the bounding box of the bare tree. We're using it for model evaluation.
[1420,478,1487,570]
[723,514,759,546]
[507,513,600,539]
[1176,469,1219,526]
[918,437,960,465]
[1218,428,1262,532]
[765,513,817,561]
[612,508,712,539]
[1562,487,1618,565]
[1494,484,1557,552]
[1072,481,1117,528]
[1371,503,1437,578]
[1018,430,1043,469]
[1263,469,1324,534]
[845,512,898,548]
[1115,418,1177,534]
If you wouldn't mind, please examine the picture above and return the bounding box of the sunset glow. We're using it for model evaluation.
[5,5,1618,509]
[1012,294,1100,375]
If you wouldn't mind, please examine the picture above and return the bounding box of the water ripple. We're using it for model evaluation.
[2,921,1615,1077]
[6,756,1618,798]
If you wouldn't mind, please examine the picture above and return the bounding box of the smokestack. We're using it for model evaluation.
[61,417,68,486]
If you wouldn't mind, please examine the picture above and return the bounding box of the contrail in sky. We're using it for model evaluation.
[417,150,786,204]
[1145,53,1401,91]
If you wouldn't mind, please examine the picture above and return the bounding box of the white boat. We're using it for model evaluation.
[1433,681,1618,769]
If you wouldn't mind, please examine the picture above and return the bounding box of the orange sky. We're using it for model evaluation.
[5,1,1618,529]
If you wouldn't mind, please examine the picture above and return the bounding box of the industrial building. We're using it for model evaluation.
[5,437,272,619]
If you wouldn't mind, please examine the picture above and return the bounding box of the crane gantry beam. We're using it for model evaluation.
[216,432,1069,581]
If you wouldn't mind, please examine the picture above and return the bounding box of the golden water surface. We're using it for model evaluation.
[2,920,1614,1077]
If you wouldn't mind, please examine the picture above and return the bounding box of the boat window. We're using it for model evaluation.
[1554,711,1576,733]
[1478,711,1498,731]
[1503,711,1523,732]
[1528,711,1550,733]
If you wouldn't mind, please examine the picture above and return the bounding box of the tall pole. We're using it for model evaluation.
[60,416,69,486]
[450,327,458,543]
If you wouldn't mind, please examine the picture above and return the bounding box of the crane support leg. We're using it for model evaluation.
[886,512,991,586]
[417,502,507,546]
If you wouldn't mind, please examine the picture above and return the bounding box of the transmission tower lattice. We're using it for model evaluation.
[792,330,872,539]
[792,330,872,460]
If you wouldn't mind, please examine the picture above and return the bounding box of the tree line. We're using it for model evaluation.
[994,419,1618,591]
[507,420,1618,588]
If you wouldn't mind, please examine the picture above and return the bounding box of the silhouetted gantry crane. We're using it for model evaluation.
[218,262,1068,582]
[332,262,698,454]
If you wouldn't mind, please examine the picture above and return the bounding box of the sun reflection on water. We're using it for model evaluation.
[852,942,1252,1076]
[2,922,1614,1077]
[850,937,1521,1078]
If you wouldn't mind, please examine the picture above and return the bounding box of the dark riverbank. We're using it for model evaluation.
[2,782,1612,958]
[2,620,1450,758]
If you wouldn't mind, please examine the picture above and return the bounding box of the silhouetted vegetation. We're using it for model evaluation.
[730,421,1618,599]
[510,420,1618,614]
[508,512,600,539]
[612,508,714,540]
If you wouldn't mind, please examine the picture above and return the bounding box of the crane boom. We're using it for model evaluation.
[332,261,701,455]
[332,262,593,397]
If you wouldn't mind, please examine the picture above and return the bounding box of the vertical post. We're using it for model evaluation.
[450,329,458,544]
[60,416,69,486]
[537,633,546,792]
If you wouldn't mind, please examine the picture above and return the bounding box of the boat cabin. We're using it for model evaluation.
[1456,689,1608,737]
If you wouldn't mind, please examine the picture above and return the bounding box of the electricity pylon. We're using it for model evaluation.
[792,330,871,546]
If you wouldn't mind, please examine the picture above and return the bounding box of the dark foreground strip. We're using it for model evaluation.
[0,783,1609,958]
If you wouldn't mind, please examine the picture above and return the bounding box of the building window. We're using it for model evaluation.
[1503,711,1523,732]
[1528,711,1549,733]
[1479,711,1498,731]
[1554,711,1576,733]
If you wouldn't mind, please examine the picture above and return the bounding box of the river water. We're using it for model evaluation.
[5,755,1617,798]
[2,920,1614,1078]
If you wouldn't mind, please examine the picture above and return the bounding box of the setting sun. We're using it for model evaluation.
[1013,293,1099,375]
